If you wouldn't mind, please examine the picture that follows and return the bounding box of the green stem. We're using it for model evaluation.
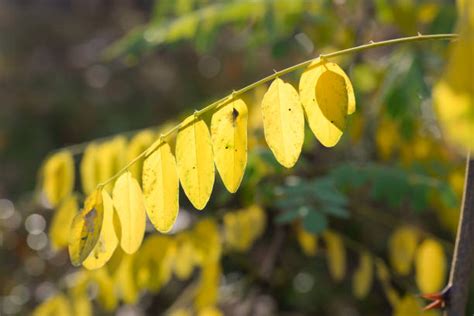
[92,33,456,187]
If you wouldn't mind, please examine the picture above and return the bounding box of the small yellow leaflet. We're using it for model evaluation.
[261,78,304,168]
[42,150,75,207]
[388,226,419,275]
[68,189,104,267]
[126,130,155,184]
[49,194,79,251]
[323,231,346,282]
[299,60,355,147]
[176,115,215,210]
[352,252,373,299]
[80,143,99,195]
[415,239,446,293]
[83,190,118,270]
[112,171,146,254]
[211,98,248,192]
[143,141,179,232]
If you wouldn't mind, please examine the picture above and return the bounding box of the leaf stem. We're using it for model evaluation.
[90,33,457,187]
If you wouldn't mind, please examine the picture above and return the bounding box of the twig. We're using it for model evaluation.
[445,153,474,315]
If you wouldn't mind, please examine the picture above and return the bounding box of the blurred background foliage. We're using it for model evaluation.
[0,0,469,315]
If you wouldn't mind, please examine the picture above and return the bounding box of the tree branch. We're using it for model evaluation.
[445,153,474,315]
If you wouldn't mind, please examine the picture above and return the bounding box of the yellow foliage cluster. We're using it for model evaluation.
[223,205,266,252]
[388,226,447,294]
[434,1,474,153]
[38,218,224,315]
[40,60,355,268]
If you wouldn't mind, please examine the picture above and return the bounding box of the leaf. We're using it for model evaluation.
[33,294,73,316]
[211,98,248,193]
[83,191,119,270]
[352,252,373,299]
[303,210,328,234]
[114,254,139,304]
[295,225,318,256]
[388,226,419,275]
[323,231,346,282]
[393,295,438,316]
[174,236,197,280]
[176,115,215,210]
[80,143,99,195]
[49,194,79,251]
[261,77,305,168]
[415,239,446,293]
[90,268,118,311]
[42,151,75,207]
[97,136,127,191]
[126,130,155,184]
[112,171,146,254]
[68,189,104,267]
[299,60,355,147]
[194,262,221,310]
[143,141,179,233]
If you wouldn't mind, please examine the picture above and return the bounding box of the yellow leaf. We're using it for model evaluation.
[192,219,222,264]
[49,194,79,250]
[195,262,221,310]
[176,115,215,210]
[143,141,179,232]
[261,78,304,168]
[42,151,75,207]
[415,239,446,294]
[170,309,192,316]
[92,267,118,311]
[33,294,72,316]
[68,189,104,266]
[295,225,318,256]
[211,98,248,192]
[299,60,355,147]
[97,136,127,191]
[375,259,400,307]
[126,130,155,184]
[352,252,373,300]
[174,235,197,280]
[83,191,119,270]
[388,226,419,275]
[323,231,346,281]
[112,171,146,254]
[80,143,99,195]
[71,292,92,316]
[197,306,223,316]
[115,254,139,304]
[393,295,438,316]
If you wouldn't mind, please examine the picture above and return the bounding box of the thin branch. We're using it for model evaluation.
[445,153,474,315]
[54,33,457,188]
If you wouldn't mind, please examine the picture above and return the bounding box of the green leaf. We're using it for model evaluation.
[303,210,328,234]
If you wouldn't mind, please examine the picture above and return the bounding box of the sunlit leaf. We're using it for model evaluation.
[68,189,104,266]
[83,191,118,270]
[126,130,155,184]
[261,77,304,168]
[33,294,72,316]
[143,141,179,232]
[352,252,373,299]
[80,143,99,195]
[211,98,248,192]
[49,194,79,250]
[415,239,446,293]
[42,150,75,207]
[299,60,355,147]
[388,226,419,275]
[323,231,346,282]
[112,171,146,254]
[176,115,215,210]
